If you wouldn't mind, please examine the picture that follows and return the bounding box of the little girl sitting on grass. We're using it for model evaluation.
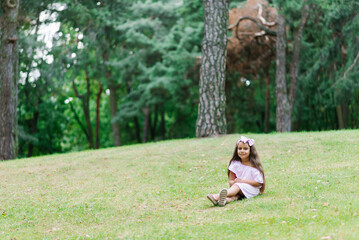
[207,136,265,206]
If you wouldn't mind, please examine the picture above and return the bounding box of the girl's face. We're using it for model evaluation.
[237,142,250,161]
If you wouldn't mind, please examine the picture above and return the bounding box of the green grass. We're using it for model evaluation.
[1,130,359,239]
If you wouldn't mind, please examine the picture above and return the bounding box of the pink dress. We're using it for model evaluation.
[228,161,264,199]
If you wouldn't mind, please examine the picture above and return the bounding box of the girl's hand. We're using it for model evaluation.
[234,178,243,183]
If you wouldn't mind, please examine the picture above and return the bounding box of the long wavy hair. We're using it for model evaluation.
[227,141,266,193]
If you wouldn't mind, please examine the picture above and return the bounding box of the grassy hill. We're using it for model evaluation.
[1,130,359,239]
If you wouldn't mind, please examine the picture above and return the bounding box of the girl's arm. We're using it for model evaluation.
[228,171,236,187]
[234,178,262,188]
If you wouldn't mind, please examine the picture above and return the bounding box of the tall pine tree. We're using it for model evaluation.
[0,0,20,160]
[196,0,228,137]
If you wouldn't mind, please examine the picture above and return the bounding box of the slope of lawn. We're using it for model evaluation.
[1,130,359,239]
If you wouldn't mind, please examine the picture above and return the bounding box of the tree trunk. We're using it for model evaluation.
[72,71,94,149]
[109,81,121,146]
[275,13,291,132]
[142,107,150,143]
[84,72,94,148]
[276,4,309,132]
[151,105,158,140]
[264,67,270,133]
[134,116,141,143]
[338,41,349,129]
[225,73,235,134]
[336,105,345,129]
[95,82,103,149]
[342,104,348,129]
[27,110,39,157]
[103,39,121,147]
[0,0,19,160]
[160,108,165,140]
[69,101,90,141]
[196,0,228,137]
[289,4,310,107]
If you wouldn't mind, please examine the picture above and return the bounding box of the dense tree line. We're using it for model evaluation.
[0,0,358,159]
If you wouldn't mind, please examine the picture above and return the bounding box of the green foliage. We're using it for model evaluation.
[112,0,202,140]
[16,2,69,157]
[13,0,359,156]
[226,68,277,133]
[294,0,359,130]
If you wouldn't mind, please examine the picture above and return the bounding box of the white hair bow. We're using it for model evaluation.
[237,136,255,146]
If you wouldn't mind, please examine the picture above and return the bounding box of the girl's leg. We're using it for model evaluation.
[227,184,241,197]
[226,184,246,202]
[209,184,244,201]
[211,193,219,201]
[226,195,239,203]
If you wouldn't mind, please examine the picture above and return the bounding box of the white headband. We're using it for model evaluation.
[237,136,254,146]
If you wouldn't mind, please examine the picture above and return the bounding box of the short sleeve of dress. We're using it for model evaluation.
[228,162,236,173]
[253,170,264,183]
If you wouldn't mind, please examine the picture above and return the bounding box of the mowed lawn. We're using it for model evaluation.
[1,130,359,239]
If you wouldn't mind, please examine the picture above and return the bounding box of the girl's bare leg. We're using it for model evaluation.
[226,195,239,203]
[211,194,220,201]
[211,184,243,201]
[227,184,241,197]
